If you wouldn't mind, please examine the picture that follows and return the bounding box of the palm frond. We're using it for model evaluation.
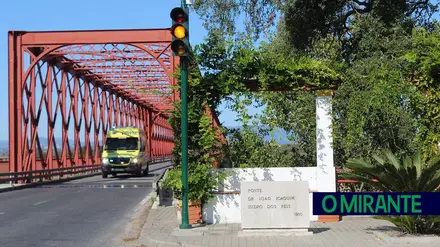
[432,217,440,223]
[346,157,374,169]
[403,156,412,171]
[417,159,440,191]
[426,155,440,168]
[383,149,401,171]
[413,151,422,179]
[419,176,440,192]
[372,153,386,165]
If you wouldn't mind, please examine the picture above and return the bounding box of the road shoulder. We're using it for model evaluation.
[121,163,172,244]
[122,190,157,242]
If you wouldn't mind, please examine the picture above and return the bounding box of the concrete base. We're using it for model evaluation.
[318,215,341,222]
[238,228,313,237]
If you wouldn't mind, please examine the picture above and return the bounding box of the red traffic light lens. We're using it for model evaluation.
[170,7,187,23]
[176,14,184,23]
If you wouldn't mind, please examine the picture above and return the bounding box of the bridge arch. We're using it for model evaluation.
[8,29,177,176]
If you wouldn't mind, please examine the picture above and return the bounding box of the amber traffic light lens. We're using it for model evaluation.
[173,25,186,39]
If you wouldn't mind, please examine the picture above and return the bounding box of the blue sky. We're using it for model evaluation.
[0,0,264,141]
[2,1,437,143]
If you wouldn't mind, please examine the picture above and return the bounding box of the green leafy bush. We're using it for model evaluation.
[375,215,440,235]
[341,149,440,235]
[341,149,440,192]
[162,163,227,204]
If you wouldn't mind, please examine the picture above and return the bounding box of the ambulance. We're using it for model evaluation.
[101,126,149,178]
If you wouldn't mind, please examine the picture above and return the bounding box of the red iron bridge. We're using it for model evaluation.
[0,28,221,184]
[0,28,354,186]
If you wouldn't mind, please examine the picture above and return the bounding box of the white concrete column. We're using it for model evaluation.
[315,94,336,193]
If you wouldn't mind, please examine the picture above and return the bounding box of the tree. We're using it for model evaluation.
[255,91,317,167]
[249,17,424,168]
[223,127,297,168]
[193,0,438,51]
[190,1,439,173]
[400,23,440,159]
[282,0,438,50]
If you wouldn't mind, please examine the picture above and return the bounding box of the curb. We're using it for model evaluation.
[122,164,172,242]
[151,168,170,210]
[152,162,172,190]
[137,166,183,247]
[0,172,100,193]
[373,231,440,244]
[122,190,157,242]
[139,235,205,247]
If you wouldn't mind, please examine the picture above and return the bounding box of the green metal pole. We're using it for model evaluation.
[179,0,191,230]
[179,55,191,229]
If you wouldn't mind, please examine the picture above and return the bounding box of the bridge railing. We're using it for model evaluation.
[0,156,172,184]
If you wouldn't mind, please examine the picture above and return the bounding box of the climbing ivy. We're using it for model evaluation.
[164,62,227,204]
[163,31,343,202]
[401,23,440,160]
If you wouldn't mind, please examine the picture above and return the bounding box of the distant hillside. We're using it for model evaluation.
[224,126,292,144]
[0,140,7,149]
[0,138,95,150]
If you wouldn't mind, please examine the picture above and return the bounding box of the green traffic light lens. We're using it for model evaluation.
[177,47,185,55]
[171,40,187,56]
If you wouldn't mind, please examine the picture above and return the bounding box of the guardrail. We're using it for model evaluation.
[336,168,381,192]
[336,168,379,183]
[0,165,101,184]
[0,156,172,184]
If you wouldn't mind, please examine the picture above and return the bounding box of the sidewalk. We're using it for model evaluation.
[138,206,440,247]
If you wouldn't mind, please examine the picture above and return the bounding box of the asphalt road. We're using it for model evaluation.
[0,161,172,247]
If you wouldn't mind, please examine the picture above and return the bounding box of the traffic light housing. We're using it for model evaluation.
[170,7,189,56]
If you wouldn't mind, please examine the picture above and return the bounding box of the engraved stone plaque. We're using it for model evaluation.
[240,181,310,229]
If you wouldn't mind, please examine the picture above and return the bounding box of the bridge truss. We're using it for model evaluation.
[7,29,178,175]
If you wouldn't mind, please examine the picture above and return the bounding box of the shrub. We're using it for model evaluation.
[341,149,440,235]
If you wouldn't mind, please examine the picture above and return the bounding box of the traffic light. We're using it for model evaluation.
[170,7,189,56]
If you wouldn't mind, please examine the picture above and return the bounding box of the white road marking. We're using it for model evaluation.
[0,212,5,215]
[74,188,89,193]
[33,198,55,206]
